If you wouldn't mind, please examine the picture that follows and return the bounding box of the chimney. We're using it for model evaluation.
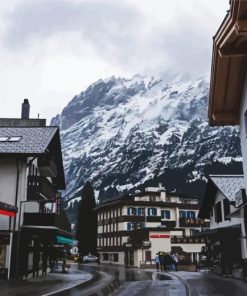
[21,99,30,119]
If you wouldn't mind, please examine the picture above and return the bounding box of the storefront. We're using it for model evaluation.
[18,226,76,278]
[0,201,17,279]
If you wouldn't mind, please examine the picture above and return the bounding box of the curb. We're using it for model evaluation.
[168,272,191,296]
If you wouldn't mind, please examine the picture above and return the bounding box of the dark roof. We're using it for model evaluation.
[0,126,66,189]
[198,175,245,219]
[0,127,57,155]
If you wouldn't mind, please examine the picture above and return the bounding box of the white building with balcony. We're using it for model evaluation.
[95,186,207,268]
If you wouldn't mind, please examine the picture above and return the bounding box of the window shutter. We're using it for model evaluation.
[166,210,170,219]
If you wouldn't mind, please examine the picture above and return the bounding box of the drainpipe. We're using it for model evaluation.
[9,159,20,279]
[13,160,20,231]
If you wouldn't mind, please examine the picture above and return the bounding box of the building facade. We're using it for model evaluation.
[206,0,247,278]
[95,186,207,267]
[199,175,246,276]
[0,100,74,280]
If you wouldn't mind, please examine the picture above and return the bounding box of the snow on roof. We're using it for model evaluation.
[210,175,246,201]
[0,127,58,154]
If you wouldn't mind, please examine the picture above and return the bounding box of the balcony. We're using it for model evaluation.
[161,220,176,228]
[38,158,57,178]
[23,213,57,227]
[27,176,57,200]
[146,216,161,222]
[171,237,205,244]
[23,212,71,232]
[179,218,209,228]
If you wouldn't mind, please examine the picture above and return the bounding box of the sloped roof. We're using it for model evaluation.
[0,127,57,155]
[198,175,245,219]
[210,175,246,202]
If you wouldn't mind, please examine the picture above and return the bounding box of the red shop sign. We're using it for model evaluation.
[150,234,170,238]
[0,209,16,217]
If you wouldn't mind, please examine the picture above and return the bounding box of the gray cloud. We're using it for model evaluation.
[2,0,226,78]
[3,0,142,48]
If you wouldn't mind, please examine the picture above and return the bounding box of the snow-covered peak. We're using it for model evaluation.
[51,74,242,212]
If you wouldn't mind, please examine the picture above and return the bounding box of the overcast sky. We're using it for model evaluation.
[0,0,229,122]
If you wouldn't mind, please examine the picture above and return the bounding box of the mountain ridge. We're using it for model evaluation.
[51,74,242,215]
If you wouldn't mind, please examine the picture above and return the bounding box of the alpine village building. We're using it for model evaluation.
[198,0,247,279]
[95,185,208,268]
[0,100,74,280]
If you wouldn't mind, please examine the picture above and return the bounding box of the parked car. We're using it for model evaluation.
[82,255,98,263]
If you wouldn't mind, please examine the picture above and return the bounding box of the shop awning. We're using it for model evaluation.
[56,235,77,246]
[0,201,17,217]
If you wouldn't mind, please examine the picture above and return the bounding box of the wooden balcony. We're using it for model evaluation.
[161,220,176,228]
[23,213,57,227]
[38,158,58,178]
[27,176,57,200]
[179,218,209,228]
[171,237,205,244]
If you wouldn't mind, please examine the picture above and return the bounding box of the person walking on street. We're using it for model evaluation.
[154,254,160,271]
[171,252,179,272]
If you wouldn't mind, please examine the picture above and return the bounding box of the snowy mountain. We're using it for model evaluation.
[51,74,242,209]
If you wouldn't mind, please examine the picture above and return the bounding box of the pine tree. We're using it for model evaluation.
[76,181,97,256]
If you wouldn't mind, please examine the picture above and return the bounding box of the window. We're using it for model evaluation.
[0,137,9,142]
[127,207,136,215]
[103,253,109,261]
[223,199,231,220]
[140,222,145,229]
[148,208,157,216]
[215,202,222,223]
[179,211,195,219]
[179,211,186,218]
[150,196,156,202]
[8,136,21,142]
[113,253,119,262]
[161,210,170,219]
[187,211,196,219]
[137,208,145,216]
[190,229,200,236]
[127,222,133,230]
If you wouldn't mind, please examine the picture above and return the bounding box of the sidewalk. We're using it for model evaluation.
[0,265,93,296]
[170,271,247,296]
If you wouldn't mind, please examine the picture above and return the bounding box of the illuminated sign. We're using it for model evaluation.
[235,189,247,208]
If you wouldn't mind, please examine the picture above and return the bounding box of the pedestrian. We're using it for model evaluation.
[159,252,165,271]
[154,254,160,271]
[171,252,179,272]
[42,251,47,275]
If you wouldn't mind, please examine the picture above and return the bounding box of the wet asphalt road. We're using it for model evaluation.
[54,264,186,296]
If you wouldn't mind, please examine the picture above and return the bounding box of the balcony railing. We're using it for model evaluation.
[23,213,57,227]
[27,176,57,200]
[38,158,57,178]
[160,220,176,228]
[171,237,205,244]
[179,218,209,227]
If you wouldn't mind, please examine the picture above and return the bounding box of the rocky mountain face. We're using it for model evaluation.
[51,74,242,211]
